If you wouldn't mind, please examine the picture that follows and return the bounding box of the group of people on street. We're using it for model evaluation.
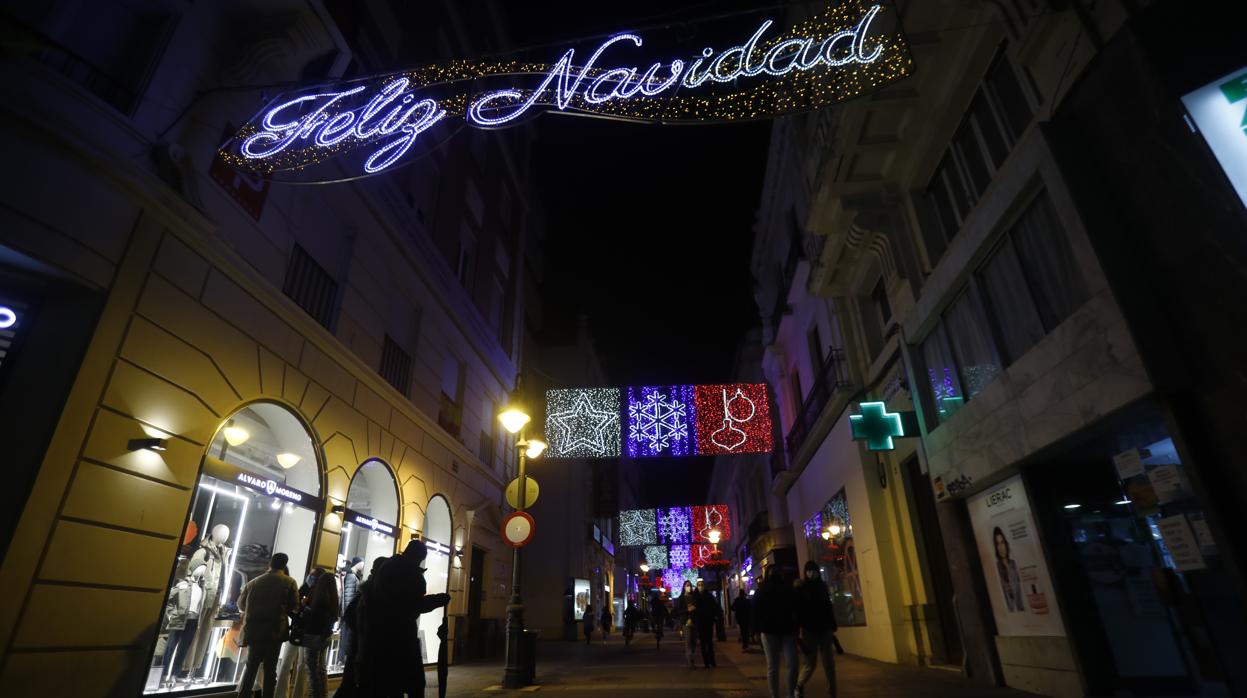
[673,579,725,669]
[753,561,843,698]
[234,541,451,698]
[580,603,615,644]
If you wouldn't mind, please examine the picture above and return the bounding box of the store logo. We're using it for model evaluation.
[1183,65,1247,210]
[985,487,1013,508]
[236,472,303,503]
[347,512,395,536]
[220,1,910,183]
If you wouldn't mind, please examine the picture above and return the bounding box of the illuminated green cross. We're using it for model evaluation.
[849,401,905,451]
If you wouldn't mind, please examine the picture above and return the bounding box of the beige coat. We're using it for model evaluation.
[237,571,298,647]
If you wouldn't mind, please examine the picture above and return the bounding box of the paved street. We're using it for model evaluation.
[431,632,1037,697]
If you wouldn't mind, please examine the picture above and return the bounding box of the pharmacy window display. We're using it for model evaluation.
[327,459,399,673]
[144,402,322,694]
[802,488,866,627]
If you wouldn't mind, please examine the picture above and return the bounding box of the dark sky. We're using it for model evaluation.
[500,2,775,504]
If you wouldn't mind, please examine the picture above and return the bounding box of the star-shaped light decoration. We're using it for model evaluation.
[545,388,621,458]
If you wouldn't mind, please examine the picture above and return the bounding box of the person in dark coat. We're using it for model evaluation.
[754,565,799,698]
[333,557,387,698]
[732,593,753,649]
[622,602,639,646]
[236,554,299,698]
[583,603,595,644]
[794,561,839,698]
[692,580,718,668]
[362,541,450,697]
[600,605,612,644]
[302,571,339,698]
[651,598,667,649]
[672,581,698,668]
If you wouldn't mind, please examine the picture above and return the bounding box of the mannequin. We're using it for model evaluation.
[162,565,205,685]
[184,524,231,677]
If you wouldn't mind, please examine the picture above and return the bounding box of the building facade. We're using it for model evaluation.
[0,1,539,695]
[749,0,1247,696]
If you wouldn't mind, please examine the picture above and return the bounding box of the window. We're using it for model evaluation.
[872,279,892,328]
[979,238,1045,362]
[920,324,965,423]
[986,56,1034,143]
[379,335,412,397]
[438,356,463,438]
[455,234,476,290]
[806,323,824,378]
[52,3,170,114]
[943,286,1002,398]
[1011,193,1089,330]
[283,244,338,330]
[802,489,865,626]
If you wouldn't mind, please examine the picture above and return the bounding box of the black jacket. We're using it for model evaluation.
[731,595,752,626]
[794,577,837,634]
[752,577,798,635]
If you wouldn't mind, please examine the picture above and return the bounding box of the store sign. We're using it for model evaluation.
[1182,65,1247,209]
[849,401,907,451]
[201,456,323,510]
[219,0,911,182]
[967,476,1065,637]
[344,508,395,536]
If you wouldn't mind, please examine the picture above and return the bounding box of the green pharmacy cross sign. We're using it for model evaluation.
[849,401,917,451]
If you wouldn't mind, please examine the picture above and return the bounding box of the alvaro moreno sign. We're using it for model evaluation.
[220,0,911,183]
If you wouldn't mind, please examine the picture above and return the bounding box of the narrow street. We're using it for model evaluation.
[435,634,1035,697]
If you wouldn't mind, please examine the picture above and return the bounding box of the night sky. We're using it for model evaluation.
[500,3,775,502]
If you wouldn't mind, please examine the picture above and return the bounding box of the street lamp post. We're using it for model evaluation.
[499,404,545,689]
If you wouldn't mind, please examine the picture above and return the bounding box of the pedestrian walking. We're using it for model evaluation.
[693,580,718,668]
[365,540,451,697]
[339,556,363,657]
[754,565,799,698]
[651,598,667,649]
[333,557,387,698]
[732,593,753,650]
[623,602,639,646]
[235,553,299,698]
[673,581,698,668]
[583,603,595,644]
[300,570,339,698]
[600,605,612,644]
[794,561,839,698]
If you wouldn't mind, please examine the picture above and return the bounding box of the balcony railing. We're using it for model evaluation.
[785,348,850,459]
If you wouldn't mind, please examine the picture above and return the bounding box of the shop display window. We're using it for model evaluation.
[419,495,453,664]
[802,488,866,626]
[143,403,321,695]
[327,459,399,673]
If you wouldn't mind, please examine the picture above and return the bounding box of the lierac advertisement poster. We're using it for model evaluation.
[968,475,1065,637]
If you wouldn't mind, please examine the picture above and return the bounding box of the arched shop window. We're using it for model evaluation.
[327,459,399,673]
[143,402,322,695]
[420,494,453,664]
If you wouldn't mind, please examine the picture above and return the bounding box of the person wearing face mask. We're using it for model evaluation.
[794,561,838,698]
[692,579,718,668]
[672,581,698,668]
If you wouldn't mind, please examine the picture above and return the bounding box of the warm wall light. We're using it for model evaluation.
[498,407,531,434]
[223,425,250,446]
[331,504,346,516]
[708,528,722,545]
[276,452,301,469]
[128,438,167,452]
[524,438,547,459]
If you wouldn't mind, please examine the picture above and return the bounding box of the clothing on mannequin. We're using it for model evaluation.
[185,524,231,676]
[162,565,206,684]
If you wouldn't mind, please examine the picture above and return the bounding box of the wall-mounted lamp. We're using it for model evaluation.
[128,437,168,452]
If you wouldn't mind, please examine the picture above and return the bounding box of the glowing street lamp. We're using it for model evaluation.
[500,396,545,689]
[498,406,531,434]
[640,563,650,574]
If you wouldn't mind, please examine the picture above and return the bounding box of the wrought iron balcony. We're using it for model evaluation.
[785,348,850,459]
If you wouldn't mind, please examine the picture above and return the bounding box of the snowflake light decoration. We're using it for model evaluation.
[694,384,774,455]
[625,385,696,457]
[545,388,621,458]
[691,504,731,544]
[669,545,691,570]
[657,506,693,545]
[618,509,658,546]
[643,545,668,569]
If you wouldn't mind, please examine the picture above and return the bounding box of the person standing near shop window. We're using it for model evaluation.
[236,553,299,698]
[301,571,340,698]
[583,603,595,645]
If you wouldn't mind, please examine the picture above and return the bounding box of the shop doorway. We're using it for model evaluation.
[421,494,453,664]
[902,455,963,667]
[328,459,399,673]
[466,545,485,658]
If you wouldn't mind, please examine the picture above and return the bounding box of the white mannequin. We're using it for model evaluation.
[184,524,232,676]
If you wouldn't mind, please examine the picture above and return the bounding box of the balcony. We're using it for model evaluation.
[785,348,850,459]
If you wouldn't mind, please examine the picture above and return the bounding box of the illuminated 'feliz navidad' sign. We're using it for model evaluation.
[220,0,911,182]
